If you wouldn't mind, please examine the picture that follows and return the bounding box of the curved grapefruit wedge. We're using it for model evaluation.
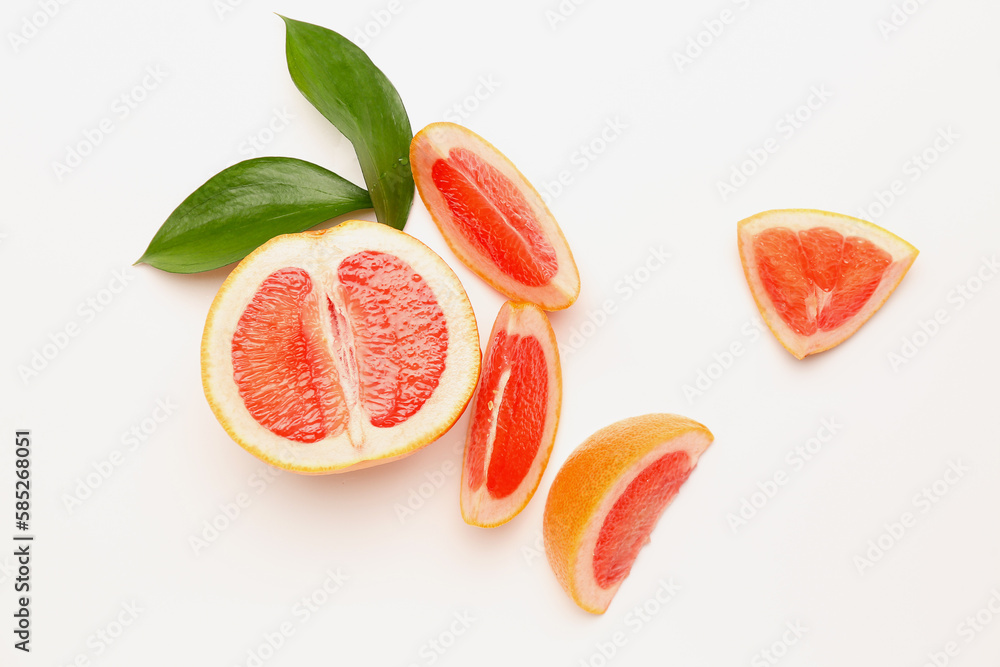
[738,209,918,359]
[461,301,561,527]
[410,122,580,310]
[543,414,713,614]
[201,220,481,474]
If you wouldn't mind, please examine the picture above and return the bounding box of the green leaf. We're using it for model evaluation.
[281,15,414,230]
[137,157,372,273]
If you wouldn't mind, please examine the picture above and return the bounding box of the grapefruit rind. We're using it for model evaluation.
[410,122,581,311]
[201,220,482,474]
[460,301,561,528]
[738,209,918,359]
[543,414,714,614]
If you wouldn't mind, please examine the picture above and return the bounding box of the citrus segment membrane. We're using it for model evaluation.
[754,227,892,336]
[432,148,558,287]
[231,252,448,442]
[461,301,561,527]
[592,450,692,588]
[202,220,481,474]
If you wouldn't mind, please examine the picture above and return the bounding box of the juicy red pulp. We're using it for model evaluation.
[593,450,692,589]
[753,226,892,336]
[465,330,548,499]
[431,147,558,287]
[231,252,448,443]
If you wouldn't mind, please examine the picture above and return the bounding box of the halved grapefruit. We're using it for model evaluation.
[201,220,481,474]
[461,301,561,527]
[543,414,713,614]
[410,122,580,310]
[738,209,918,359]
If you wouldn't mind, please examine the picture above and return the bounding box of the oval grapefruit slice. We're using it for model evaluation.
[543,414,714,614]
[201,220,481,473]
[410,122,580,310]
[738,209,918,359]
[461,301,561,527]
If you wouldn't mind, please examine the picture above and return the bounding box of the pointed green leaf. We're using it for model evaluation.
[137,157,372,273]
[281,15,414,230]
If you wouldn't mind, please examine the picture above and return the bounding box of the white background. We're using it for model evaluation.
[3,1,1000,665]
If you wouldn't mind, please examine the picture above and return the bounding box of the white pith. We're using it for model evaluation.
[738,209,919,359]
[460,302,561,526]
[571,431,712,613]
[479,367,512,478]
[202,220,481,474]
[412,123,581,310]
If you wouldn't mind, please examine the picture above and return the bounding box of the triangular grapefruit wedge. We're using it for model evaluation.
[461,301,561,527]
[201,220,481,473]
[410,122,580,310]
[543,414,713,614]
[738,209,918,359]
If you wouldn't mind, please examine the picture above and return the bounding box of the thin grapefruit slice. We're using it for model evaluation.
[461,301,561,527]
[201,220,481,473]
[543,414,713,614]
[738,209,918,359]
[410,122,580,310]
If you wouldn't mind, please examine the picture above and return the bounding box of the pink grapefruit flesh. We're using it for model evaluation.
[411,122,580,310]
[739,209,918,358]
[461,301,561,527]
[543,414,713,614]
[202,220,481,473]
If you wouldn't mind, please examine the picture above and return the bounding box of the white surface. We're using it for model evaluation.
[3,1,999,665]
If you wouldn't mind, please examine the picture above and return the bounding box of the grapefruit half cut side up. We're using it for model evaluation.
[543,414,713,614]
[738,209,918,359]
[410,122,580,310]
[461,301,561,527]
[201,220,481,474]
